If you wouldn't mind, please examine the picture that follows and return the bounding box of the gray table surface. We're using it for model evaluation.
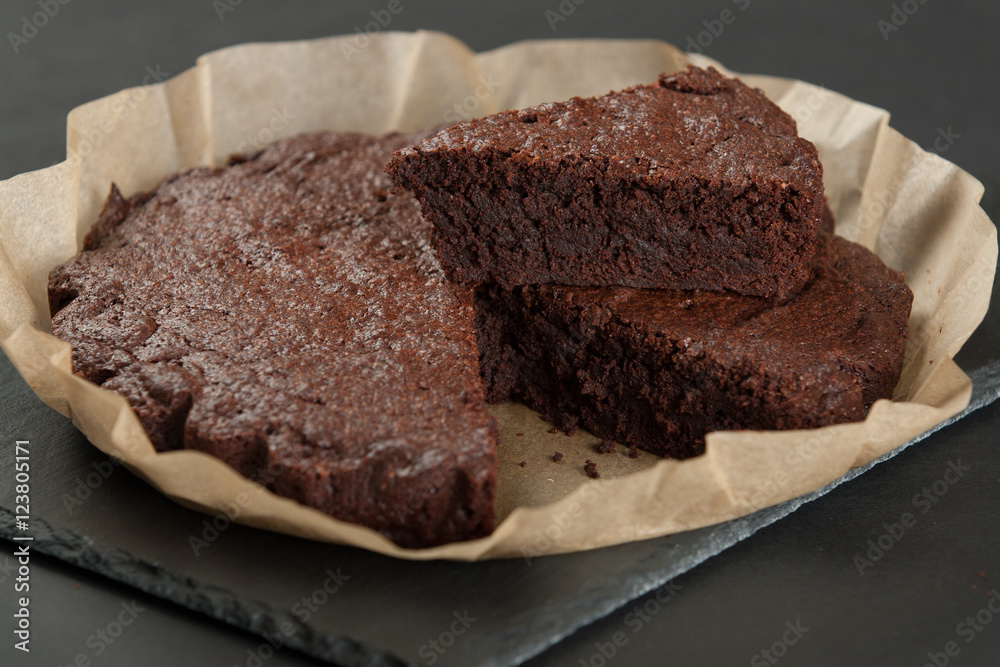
[2,1,999,666]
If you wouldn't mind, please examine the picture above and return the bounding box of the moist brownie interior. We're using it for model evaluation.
[475,232,912,459]
[388,66,825,299]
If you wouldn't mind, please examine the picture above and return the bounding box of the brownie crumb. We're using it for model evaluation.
[518,461,527,468]
[548,427,560,434]
[516,432,524,437]
[627,445,641,459]
[596,439,616,454]
[584,459,600,479]
[552,452,564,463]
[566,426,578,436]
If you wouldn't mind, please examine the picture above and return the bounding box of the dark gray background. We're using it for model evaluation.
[2,1,999,666]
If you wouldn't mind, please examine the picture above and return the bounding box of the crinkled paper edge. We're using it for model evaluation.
[0,32,995,560]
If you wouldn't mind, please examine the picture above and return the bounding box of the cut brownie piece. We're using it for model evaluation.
[388,65,825,299]
[476,232,912,459]
[48,132,498,548]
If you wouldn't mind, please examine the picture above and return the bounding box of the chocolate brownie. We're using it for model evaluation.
[48,132,498,548]
[388,65,825,299]
[476,232,912,459]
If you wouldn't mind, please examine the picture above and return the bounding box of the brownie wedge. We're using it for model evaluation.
[388,65,825,299]
[476,232,912,459]
[48,132,498,548]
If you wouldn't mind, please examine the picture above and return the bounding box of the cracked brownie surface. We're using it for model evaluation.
[48,131,498,548]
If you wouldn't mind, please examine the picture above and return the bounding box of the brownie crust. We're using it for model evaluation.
[48,132,498,548]
[388,65,825,299]
[476,232,912,459]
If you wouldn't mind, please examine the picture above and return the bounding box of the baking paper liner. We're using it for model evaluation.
[0,32,995,560]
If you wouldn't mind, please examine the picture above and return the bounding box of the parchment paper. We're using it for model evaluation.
[0,32,995,561]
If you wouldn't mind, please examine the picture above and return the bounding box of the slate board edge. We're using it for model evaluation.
[0,513,410,667]
[483,360,1000,667]
[2,361,999,667]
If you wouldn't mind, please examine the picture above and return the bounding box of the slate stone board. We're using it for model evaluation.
[2,349,998,666]
[1,2,999,664]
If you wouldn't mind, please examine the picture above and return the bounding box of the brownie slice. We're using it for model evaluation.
[476,232,912,459]
[388,65,825,299]
[48,132,498,548]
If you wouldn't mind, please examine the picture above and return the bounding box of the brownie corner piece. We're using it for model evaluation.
[387,64,824,298]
